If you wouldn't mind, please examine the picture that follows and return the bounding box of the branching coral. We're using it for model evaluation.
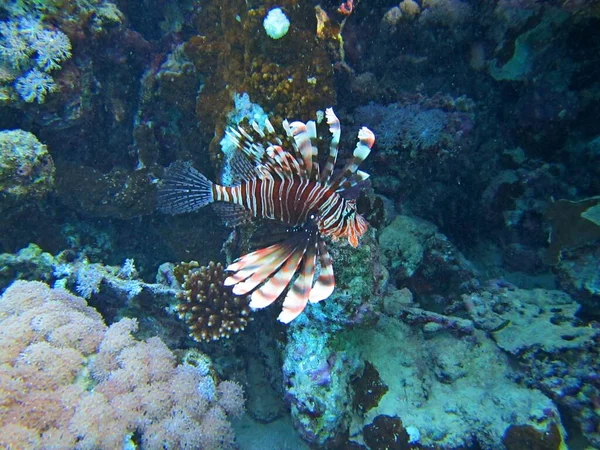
[176,261,251,342]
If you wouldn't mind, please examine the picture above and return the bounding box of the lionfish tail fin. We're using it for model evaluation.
[157,162,214,214]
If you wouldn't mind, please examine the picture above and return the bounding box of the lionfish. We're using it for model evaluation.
[158,108,375,323]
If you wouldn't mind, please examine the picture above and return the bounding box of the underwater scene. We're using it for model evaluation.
[1,0,600,449]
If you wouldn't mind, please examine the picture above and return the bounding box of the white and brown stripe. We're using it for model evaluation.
[213,174,348,234]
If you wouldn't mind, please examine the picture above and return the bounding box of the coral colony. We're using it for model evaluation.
[1,1,600,449]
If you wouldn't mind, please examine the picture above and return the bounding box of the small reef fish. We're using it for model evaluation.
[158,108,375,323]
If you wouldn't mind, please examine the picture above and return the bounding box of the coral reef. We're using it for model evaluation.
[463,283,600,447]
[347,315,566,449]
[0,280,244,449]
[525,342,600,448]
[0,16,71,104]
[554,244,600,318]
[0,129,55,213]
[181,0,337,165]
[464,286,597,354]
[175,260,251,342]
[544,196,600,265]
[0,244,186,346]
[0,244,56,289]
[352,97,477,240]
[378,215,480,305]
[283,321,363,447]
[54,164,158,219]
[1,0,600,448]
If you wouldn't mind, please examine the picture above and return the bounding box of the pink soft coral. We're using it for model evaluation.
[0,281,245,449]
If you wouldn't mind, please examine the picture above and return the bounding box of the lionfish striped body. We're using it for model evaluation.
[158,108,375,323]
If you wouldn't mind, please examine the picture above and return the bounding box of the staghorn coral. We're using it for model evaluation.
[176,261,251,342]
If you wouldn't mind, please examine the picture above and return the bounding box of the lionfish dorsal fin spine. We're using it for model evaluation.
[336,169,371,192]
[256,165,276,181]
[289,120,315,179]
[281,119,308,172]
[238,125,253,142]
[327,126,375,192]
[265,117,275,134]
[222,150,258,186]
[251,120,265,137]
[321,108,341,184]
[227,127,242,142]
[282,119,293,137]
[306,120,320,181]
[265,145,303,178]
[226,128,261,167]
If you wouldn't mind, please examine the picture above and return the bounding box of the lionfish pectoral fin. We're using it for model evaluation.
[248,243,306,309]
[348,232,359,248]
[278,240,318,323]
[224,243,289,285]
[309,241,335,303]
[231,243,297,295]
[226,242,283,273]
